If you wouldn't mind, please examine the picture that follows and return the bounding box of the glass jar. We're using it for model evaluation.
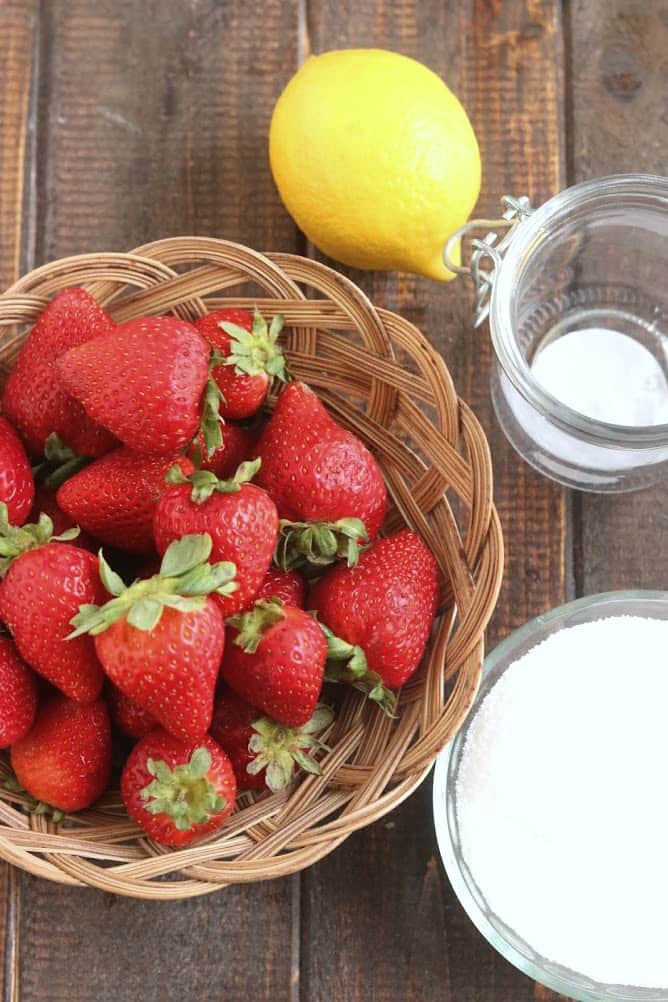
[449,175,668,492]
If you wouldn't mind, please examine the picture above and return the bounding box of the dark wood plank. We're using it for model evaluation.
[569,0,668,594]
[36,0,299,259]
[17,2,301,1000]
[0,0,34,287]
[0,3,37,999]
[300,2,568,1000]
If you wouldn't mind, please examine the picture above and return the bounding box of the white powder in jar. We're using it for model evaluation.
[531,328,668,426]
[456,615,668,988]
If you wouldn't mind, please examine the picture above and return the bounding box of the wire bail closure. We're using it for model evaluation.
[443,195,534,327]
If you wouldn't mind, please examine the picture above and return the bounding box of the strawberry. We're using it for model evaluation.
[189,422,258,478]
[57,448,194,554]
[309,529,439,713]
[2,287,117,457]
[107,683,158,740]
[121,730,236,847]
[29,487,96,551]
[0,637,38,747]
[69,534,237,741]
[153,460,278,617]
[210,690,332,792]
[195,307,287,419]
[255,382,387,568]
[0,506,106,702]
[56,315,218,455]
[220,598,327,727]
[10,694,111,812]
[0,416,34,524]
[255,566,305,608]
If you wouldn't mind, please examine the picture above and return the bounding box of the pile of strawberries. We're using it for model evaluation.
[0,289,439,847]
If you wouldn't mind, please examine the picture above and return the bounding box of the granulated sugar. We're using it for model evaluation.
[530,328,668,426]
[456,615,668,988]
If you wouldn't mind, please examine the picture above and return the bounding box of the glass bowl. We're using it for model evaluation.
[433,590,668,1001]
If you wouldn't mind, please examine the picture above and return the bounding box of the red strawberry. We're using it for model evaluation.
[189,422,258,478]
[107,683,158,740]
[255,566,305,608]
[2,288,117,457]
[211,690,332,792]
[0,416,34,524]
[56,315,215,455]
[255,382,387,567]
[121,730,236,847]
[29,487,96,551]
[309,530,439,712]
[0,509,106,703]
[69,534,237,741]
[220,598,327,727]
[0,637,38,747]
[11,694,111,812]
[196,308,287,419]
[57,448,194,554]
[153,460,278,617]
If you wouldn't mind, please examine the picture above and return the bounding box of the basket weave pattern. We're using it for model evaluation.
[0,238,502,898]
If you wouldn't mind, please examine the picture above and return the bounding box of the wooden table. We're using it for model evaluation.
[0,1,665,999]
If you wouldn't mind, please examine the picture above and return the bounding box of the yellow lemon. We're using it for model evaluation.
[269,49,481,281]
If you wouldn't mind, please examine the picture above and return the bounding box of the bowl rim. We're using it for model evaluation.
[433,588,668,1002]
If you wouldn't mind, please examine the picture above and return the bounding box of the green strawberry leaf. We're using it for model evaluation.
[0,505,66,576]
[32,433,92,490]
[160,534,213,577]
[274,518,368,572]
[141,748,226,830]
[178,560,237,597]
[98,550,126,597]
[127,596,164,632]
[316,618,397,717]
[159,594,207,613]
[229,598,287,654]
[69,533,237,638]
[243,704,334,792]
[170,459,262,505]
[200,372,225,458]
[218,308,288,381]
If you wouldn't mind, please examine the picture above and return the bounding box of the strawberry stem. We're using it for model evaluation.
[166,458,261,504]
[2,775,64,822]
[141,747,225,831]
[200,373,225,458]
[316,619,397,717]
[0,503,79,576]
[228,597,287,654]
[32,432,92,490]
[274,517,368,572]
[67,533,238,638]
[217,308,287,381]
[247,704,334,792]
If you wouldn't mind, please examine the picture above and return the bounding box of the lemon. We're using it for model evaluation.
[269,49,481,281]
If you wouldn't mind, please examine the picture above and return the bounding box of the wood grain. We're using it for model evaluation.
[0,0,34,287]
[16,2,300,1000]
[300,2,568,1000]
[35,0,299,259]
[0,3,36,1000]
[569,0,668,594]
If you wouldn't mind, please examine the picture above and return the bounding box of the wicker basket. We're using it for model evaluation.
[0,237,502,899]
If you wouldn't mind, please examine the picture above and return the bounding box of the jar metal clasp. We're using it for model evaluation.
[444,195,534,327]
